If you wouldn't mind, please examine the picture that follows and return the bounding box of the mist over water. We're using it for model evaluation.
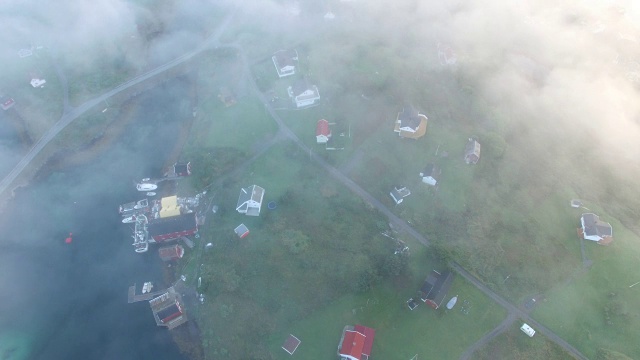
[0,79,191,360]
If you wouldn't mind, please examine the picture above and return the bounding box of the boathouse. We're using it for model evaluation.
[148,213,198,242]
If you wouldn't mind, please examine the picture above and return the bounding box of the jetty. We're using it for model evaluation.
[128,283,166,303]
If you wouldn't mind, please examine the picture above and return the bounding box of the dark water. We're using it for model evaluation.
[0,79,192,360]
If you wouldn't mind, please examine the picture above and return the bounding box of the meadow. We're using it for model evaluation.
[174,5,640,359]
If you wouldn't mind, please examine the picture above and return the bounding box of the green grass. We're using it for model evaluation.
[267,272,506,359]
[532,216,640,359]
[473,321,575,359]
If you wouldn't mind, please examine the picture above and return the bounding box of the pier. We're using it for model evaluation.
[128,283,167,303]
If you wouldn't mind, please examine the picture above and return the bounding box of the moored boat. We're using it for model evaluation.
[446,295,458,310]
[136,183,158,192]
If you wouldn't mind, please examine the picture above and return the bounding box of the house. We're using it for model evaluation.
[158,244,185,261]
[464,138,481,164]
[173,162,192,177]
[420,164,441,186]
[437,43,457,65]
[218,87,236,107]
[236,185,265,216]
[148,213,198,242]
[149,287,187,330]
[272,49,299,78]
[419,270,455,309]
[337,325,375,360]
[316,119,332,144]
[234,223,250,238]
[1,96,15,110]
[30,78,46,88]
[407,298,419,310]
[282,334,301,355]
[579,213,613,245]
[390,186,411,204]
[393,106,428,139]
[520,323,536,337]
[288,78,320,108]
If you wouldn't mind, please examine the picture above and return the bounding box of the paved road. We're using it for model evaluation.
[237,47,589,360]
[459,312,517,360]
[452,263,588,360]
[0,11,236,197]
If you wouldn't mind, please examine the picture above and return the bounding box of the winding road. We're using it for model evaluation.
[0,11,236,197]
[1,10,589,360]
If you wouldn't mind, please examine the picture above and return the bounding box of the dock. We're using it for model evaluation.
[128,283,167,303]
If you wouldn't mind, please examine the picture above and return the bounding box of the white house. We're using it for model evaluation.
[288,78,320,108]
[390,186,411,204]
[30,78,46,88]
[579,213,613,245]
[420,164,440,186]
[236,185,265,216]
[464,138,481,164]
[272,50,298,78]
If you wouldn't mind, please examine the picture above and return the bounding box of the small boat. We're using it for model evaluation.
[146,192,156,197]
[142,282,153,294]
[446,295,458,310]
[136,183,157,191]
[122,215,136,224]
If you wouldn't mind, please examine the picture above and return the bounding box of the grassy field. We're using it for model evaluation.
[175,7,640,360]
[532,216,640,359]
[473,321,575,359]
[268,272,506,360]
[0,48,64,140]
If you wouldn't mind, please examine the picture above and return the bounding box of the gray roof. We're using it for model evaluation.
[291,78,314,97]
[465,139,481,157]
[421,164,440,178]
[274,50,297,68]
[398,106,422,130]
[582,213,612,237]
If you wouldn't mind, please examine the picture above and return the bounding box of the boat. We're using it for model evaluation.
[119,199,149,215]
[132,213,149,253]
[146,192,156,197]
[137,183,157,192]
[142,282,153,294]
[122,215,136,224]
[446,295,458,310]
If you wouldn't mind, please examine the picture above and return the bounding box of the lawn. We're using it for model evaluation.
[532,213,640,359]
[472,321,575,359]
[267,269,506,360]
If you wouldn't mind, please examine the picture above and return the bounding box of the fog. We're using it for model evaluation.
[0,0,639,357]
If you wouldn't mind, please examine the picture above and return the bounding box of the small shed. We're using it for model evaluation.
[234,223,250,238]
[390,186,411,204]
[407,298,419,310]
[520,323,535,337]
[282,334,301,355]
[464,138,481,164]
[420,164,441,186]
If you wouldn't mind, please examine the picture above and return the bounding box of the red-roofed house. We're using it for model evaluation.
[316,119,331,143]
[337,325,375,360]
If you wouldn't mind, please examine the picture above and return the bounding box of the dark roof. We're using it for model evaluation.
[156,303,181,322]
[465,139,481,157]
[291,78,313,97]
[421,163,440,178]
[274,50,297,68]
[398,106,422,130]
[173,162,191,176]
[582,213,612,237]
[421,270,454,307]
[148,213,197,237]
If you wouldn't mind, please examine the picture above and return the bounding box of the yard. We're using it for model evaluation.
[472,321,574,359]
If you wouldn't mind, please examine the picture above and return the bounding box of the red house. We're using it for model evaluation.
[149,287,187,330]
[148,213,198,242]
[337,324,375,360]
[316,119,331,144]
